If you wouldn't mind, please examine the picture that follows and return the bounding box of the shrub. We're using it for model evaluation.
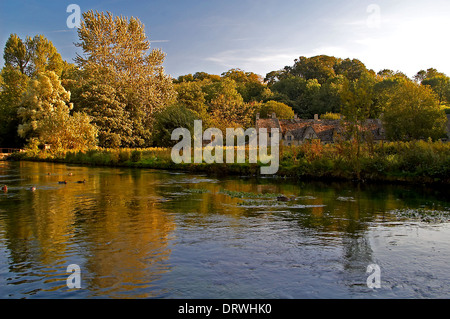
[118,149,131,163]
[131,150,142,162]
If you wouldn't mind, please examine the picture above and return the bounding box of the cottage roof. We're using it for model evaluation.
[256,118,280,131]
[256,116,385,142]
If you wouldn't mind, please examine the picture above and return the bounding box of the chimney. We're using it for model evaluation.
[272,112,277,119]
[314,114,319,121]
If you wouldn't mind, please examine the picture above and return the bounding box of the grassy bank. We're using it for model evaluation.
[7,140,450,184]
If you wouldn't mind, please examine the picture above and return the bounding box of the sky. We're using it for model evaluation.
[1,0,450,79]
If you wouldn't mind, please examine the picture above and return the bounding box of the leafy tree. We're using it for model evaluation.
[37,108,98,151]
[236,80,267,103]
[340,74,377,179]
[317,75,346,115]
[341,74,376,127]
[296,79,322,118]
[288,55,339,84]
[3,34,31,75]
[152,104,198,147]
[334,58,368,81]
[270,76,307,107]
[193,72,221,82]
[267,56,372,118]
[421,75,450,105]
[3,34,64,77]
[76,81,133,148]
[258,101,294,119]
[373,73,411,116]
[0,65,28,147]
[382,81,447,141]
[207,78,256,131]
[174,73,195,83]
[221,68,262,83]
[413,70,427,83]
[174,81,207,117]
[17,71,97,151]
[264,70,287,86]
[74,10,176,147]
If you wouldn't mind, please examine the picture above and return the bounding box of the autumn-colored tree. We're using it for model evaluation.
[421,75,450,105]
[340,73,377,179]
[76,81,133,148]
[258,101,295,119]
[382,81,447,141]
[174,81,208,118]
[3,34,64,77]
[17,71,97,151]
[38,108,98,151]
[289,55,339,84]
[1,33,66,147]
[74,10,176,147]
[206,78,256,131]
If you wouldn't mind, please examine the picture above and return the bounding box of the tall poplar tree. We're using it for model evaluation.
[74,10,176,147]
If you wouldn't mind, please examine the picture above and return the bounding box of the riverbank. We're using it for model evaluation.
[6,140,450,184]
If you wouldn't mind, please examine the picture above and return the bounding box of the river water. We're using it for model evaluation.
[1,161,450,299]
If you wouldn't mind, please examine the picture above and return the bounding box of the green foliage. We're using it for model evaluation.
[382,81,447,141]
[131,150,142,162]
[74,10,176,148]
[258,100,295,119]
[174,81,207,117]
[152,104,198,147]
[75,82,133,148]
[17,140,450,184]
[4,34,64,77]
[442,105,450,114]
[17,71,72,140]
[288,55,339,85]
[421,75,450,105]
[320,112,341,120]
[17,71,98,151]
[221,68,266,102]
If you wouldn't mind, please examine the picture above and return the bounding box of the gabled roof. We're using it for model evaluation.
[256,118,280,131]
[256,117,385,142]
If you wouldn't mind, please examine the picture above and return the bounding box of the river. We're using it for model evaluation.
[1,161,450,299]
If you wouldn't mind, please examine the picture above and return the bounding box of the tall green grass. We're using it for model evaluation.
[8,140,450,183]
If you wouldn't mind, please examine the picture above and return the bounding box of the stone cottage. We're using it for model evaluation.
[256,113,386,146]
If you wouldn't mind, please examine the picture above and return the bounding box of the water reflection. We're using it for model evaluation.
[1,161,450,298]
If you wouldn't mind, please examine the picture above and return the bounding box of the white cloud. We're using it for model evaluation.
[206,48,299,75]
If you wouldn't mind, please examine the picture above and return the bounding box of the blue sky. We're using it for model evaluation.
[1,0,450,79]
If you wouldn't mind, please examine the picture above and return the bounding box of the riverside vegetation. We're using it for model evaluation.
[9,138,450,184]
[1,11,450,185]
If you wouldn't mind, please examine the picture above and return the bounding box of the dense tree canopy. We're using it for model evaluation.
[17,71,97,151]
[382,81,447,141]
[0,12,449,151]
[73,10,176,147]
[258,101,295,119]
[4,34,64,77]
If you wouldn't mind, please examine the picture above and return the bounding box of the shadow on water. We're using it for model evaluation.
[1,161,450,298]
